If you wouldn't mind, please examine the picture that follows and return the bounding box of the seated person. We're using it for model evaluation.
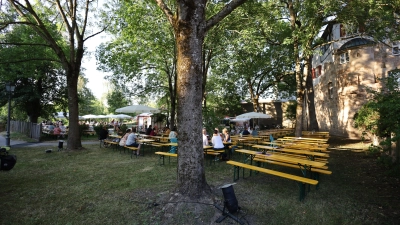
[169,127,178,138]
[164,127,171,136]
[119,129,131,146]
[242,127,250,135]
[211,129,224,150]
[145,125,152,135]
[222,128,231,142]
[202,128,209,146]
[125,128,141,155]
[150,127,157,136]
[169,137,178,153]
[53,125,62,137]
[115,126,124,136]
[48,123,55,131]
[99,126,109,140]
[59,123,66,133]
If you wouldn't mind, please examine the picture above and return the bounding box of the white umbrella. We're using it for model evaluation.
[236,112,272,119]
[115,105,160,114]
[82,114,98,119]
[230,118,250,122]
[236,112,272,129]
[108,114,133,119]
[96,115,109,119]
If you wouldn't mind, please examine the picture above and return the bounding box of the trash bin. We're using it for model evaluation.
[58,140,64,151]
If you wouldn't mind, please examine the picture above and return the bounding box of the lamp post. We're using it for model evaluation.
[5,82,16,147]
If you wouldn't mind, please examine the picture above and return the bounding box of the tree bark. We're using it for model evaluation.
[174,1,209,197]
[305,56,319,131]
[156,0,248,199]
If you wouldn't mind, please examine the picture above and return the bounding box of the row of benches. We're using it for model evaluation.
[154,149,225,165]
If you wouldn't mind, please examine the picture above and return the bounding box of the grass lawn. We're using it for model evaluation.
[0,137,399,224]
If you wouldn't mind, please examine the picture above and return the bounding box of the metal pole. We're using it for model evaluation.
[5,91,11,147]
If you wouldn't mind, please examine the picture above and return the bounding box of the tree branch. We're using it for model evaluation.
[155,0,175,26]
[0,42,51,47]
[0,58,62,64]
[205,0,248,31]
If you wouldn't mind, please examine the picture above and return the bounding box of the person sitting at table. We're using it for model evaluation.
[242,127,250,135]
[212,129,224,150]
[126,128,141,155]
[202,128,209,146]
[119,129,131,147]
[222,128,231,142]
[99,126,109,141]
[53,125,62,138]
[150,127,157,136]
[115,126,124,136]
[145,125,152,135]
[164,127,171,136]
[48,123,55,132]
[169,127,178,138]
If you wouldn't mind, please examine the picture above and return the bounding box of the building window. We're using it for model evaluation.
[340,52,350,64]
[393,41,400,55]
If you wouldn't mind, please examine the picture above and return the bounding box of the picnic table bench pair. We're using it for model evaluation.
[154,146,225,165]
[227,148,332,201]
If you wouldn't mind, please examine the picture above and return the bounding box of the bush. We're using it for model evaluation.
[78,124,89,136]
[120,124,127,133]
[367,144,382,156]
[93,125,104,136]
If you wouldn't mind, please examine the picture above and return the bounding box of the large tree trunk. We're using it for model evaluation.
[66,69,82,149]
[305,56,319,131]
[174,2,209,197]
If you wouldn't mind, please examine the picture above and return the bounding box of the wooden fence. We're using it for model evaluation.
[10,120,42,141]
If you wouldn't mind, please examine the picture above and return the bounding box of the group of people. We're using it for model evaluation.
[99,126,142,155]
[203,128,231,150]
[42,120,67,138]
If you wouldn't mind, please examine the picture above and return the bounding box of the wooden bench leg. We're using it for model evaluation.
[233,165,240,181]
[159,155,165,165]
[298,182,306,201]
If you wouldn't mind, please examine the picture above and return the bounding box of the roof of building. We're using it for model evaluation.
[338,38,376,52]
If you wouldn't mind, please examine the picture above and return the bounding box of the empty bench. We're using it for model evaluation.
[226,160,318,201]
[155,151,177,165]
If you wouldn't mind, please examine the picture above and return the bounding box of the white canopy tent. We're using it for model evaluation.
[115,105,160,114]
[236,112,272,119]
[235,112,273,129]
[230,118,250,122]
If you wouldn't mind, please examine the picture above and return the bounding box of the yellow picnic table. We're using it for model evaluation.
[251,145,329,160]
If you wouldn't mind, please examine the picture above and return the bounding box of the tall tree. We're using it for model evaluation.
[0,22,68,123]
[3,0,105,149]
[106,89,131,114]
[97,1,178,128]
[155,0,248,199]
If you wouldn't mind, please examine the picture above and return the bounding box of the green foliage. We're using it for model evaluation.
[367,144,382,156]
[285,101,297,122]
[202,108,225,136]
[78,124,90,136]
[93,125,103,136]
[106,89,130,114]
[120,124,127,133]
[0,25,68,123]
[354,69,400,164]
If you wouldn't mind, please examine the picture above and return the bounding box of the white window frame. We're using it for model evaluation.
[340,52,350,64]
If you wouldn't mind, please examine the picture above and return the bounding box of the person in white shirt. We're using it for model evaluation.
[202,128,209,146]
[211,129,224,150]
[126,128,141,155]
